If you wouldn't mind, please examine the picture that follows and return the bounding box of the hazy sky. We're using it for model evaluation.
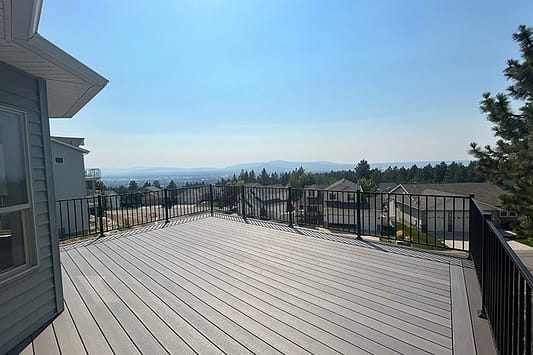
[40,0,532,168]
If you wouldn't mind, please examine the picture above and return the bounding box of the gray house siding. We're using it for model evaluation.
[51,140,89,236]
[0,63,63,354]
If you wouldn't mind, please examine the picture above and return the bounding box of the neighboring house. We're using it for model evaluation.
[51,136,90,236]
[0,1,107,353]
[103,190,121,210]
[321,179,385,233]
[295,184,327,225]
[323,179,362,229]
[377,182,398,193]
[142,185,164,206]
[85,167,102,196]
[388,182,516,237]
[244,183,289,220]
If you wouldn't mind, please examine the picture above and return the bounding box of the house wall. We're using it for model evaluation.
[392,203,470,240]
[51,142,85,200]
[52,141,89,236]
[323,207,382,233]
[0,63,63,353]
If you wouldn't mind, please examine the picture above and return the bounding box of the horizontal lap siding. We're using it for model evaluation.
[0,63,61,353]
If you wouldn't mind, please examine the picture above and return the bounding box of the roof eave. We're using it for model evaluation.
[15,34,108,118]
[3,0,108,118]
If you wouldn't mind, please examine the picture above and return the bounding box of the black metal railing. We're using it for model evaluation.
[56,183,533,352]
[56,185,210,241]
[470,197,533,354]
[57,184,471,251]
[212,185,470,251]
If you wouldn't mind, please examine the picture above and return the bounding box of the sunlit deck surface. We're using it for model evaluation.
[22,215,481,354]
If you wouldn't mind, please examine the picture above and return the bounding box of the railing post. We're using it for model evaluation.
[478,211,491,319]
[97,194,104,238]
[209,184,214,216]
[241,185,246,219]
[164,189,170,224]
[356,190,362,240]
[287,186,294,227]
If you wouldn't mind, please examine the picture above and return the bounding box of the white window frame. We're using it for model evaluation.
[0,105,38,285]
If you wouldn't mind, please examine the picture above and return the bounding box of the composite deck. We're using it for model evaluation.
[21,215,477,354]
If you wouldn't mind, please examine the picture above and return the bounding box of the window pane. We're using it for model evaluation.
[0,211,26,272]
[0,110,28,207]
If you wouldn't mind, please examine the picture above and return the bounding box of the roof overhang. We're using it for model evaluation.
[50,137,90,154]
[0,0,108,118]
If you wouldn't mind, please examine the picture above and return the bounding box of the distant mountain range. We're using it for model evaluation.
[102,160,472,178]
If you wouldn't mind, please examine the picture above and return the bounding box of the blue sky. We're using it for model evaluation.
[40,0,532,168]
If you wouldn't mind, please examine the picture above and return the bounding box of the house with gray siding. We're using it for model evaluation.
[0,0,107,353]
[388,182,517,232]
[51,136,90,236]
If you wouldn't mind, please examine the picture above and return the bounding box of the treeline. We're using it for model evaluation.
[216,160,485,191]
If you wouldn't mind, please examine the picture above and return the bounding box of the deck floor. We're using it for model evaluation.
[21,216,476,354]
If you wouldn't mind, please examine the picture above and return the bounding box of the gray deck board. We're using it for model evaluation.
[115,231,373,354]
[27,216,481,355]
[74,247,196,354]
[140,226,451,354]
[61,254,141,354]
[18,342,33,355]
[104,237,311,355]
[93,242,278,355]
[185,221,452,294]
[80,246,232,355]
[60,265,113,354]
[197,219,452,281]
[150,227,452,335]
[450,265,476,355]
[31,324,60,355]
[169,223,452,313]
[50,303,86,354]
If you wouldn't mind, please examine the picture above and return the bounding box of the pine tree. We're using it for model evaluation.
[128,180,139,191]
[470,25,533,239]
[355,160,371,180]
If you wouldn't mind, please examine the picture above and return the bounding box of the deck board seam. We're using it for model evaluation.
[60,301,89,355]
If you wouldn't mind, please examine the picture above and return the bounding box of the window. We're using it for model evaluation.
[329,193,337,200]
[347,193,355,201]
[500,210,508,217]
[55,157,64,164]
[0,107,35,279]
[509,211,517,217]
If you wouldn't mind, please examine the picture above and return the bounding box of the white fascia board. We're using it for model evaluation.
[18,34,108,87]
[388,184,406,194]
[12,34,108,118]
